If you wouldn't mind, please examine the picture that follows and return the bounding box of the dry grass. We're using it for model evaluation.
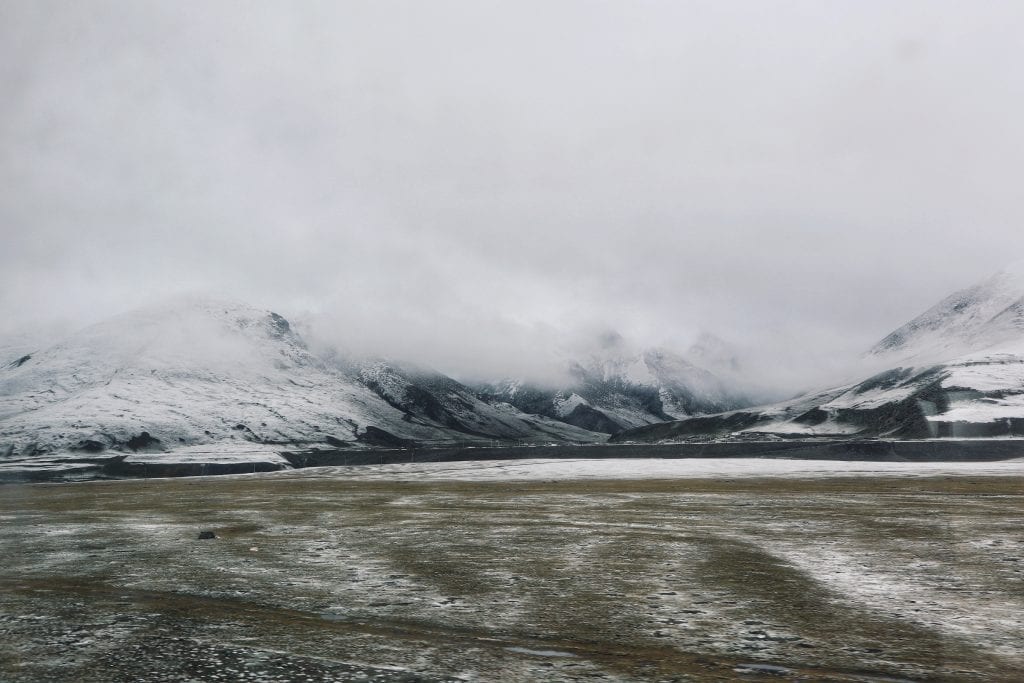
[2,473,1023,681]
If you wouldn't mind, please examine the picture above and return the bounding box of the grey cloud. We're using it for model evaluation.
[3,1,1024,391]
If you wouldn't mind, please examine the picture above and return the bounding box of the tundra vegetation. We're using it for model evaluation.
[2,468,1022,681]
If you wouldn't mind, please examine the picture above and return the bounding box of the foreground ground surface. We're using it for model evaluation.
[2,459,1023,682]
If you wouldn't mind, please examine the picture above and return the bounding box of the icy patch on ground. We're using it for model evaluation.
[272,456,1024,482]
[124,443,289,466]
[766,542,1024,659]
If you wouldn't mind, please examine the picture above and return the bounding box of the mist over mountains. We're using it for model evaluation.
[5,9,1024,683]
[617,262,1024,443]
[0,293,764,459]
[4,3,1024,472]
[3,260,1024,465]
[5,2,1024,400]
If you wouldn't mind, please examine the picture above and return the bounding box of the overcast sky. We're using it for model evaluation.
[3,1,1024,385]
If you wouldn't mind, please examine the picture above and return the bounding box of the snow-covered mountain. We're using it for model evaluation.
[0,296,601,460]
[19,259,1019,463]
[479,330,752,435]
[345,359,601,442]
[615,263,1024,443]
[870,261,1024,363]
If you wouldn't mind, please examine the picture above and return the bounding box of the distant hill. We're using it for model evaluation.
[614,262,1024,443]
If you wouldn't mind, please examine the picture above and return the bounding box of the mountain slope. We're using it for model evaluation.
[0,297,601,459]
[870,261,1024,363]
[351,359,600,442]
[615,264,1024,443]
[479,332,751,435]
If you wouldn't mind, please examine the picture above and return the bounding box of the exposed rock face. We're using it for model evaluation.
[73,439,106,453]
[356,426,417,449]
[562,404,625,434]
[7,354,31,369]
[267,312,296,340]
[127,431,162,452]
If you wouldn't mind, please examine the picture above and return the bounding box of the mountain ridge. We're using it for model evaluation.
[2,296,751,462]
[870,261,1024,363]
[614,263,1024,444]
[0,297,604,461]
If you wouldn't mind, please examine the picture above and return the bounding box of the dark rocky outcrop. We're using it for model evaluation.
[356,426,417,449]
[6,354,31,368]
[281,439,1024,469]
[792,408,828,426]
[73,439,106,453]
[102,458,286,478]
[563,404,626,434]
[268,312,291,337]
[127,432,162,451]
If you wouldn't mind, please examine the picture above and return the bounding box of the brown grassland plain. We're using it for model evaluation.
[1,473,1022,682]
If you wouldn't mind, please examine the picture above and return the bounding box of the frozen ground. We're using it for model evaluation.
[2,463,1023,681]
[274,456,1024,482]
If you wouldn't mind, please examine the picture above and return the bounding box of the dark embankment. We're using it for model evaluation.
[279,439,1024,469]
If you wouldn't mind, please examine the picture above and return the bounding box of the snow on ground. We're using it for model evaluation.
[821,384,922,411]
[5,468,1021,681]
[869,260,1024,364]
[748,420,863,437]
[932,394,1024,423]
[768,540,1024,660]
[1,296,608,457]
[272,456,1024,482]
[552,392,588,418]
[122,442,290,465]
[943,353,1024,392]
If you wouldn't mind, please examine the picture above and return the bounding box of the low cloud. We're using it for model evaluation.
[3,2,1024,393]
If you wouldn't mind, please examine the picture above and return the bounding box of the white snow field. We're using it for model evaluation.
[272,455,1024,482]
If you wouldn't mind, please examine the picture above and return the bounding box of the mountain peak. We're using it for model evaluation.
[869,262,1024,362]
[686,332,740,372]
